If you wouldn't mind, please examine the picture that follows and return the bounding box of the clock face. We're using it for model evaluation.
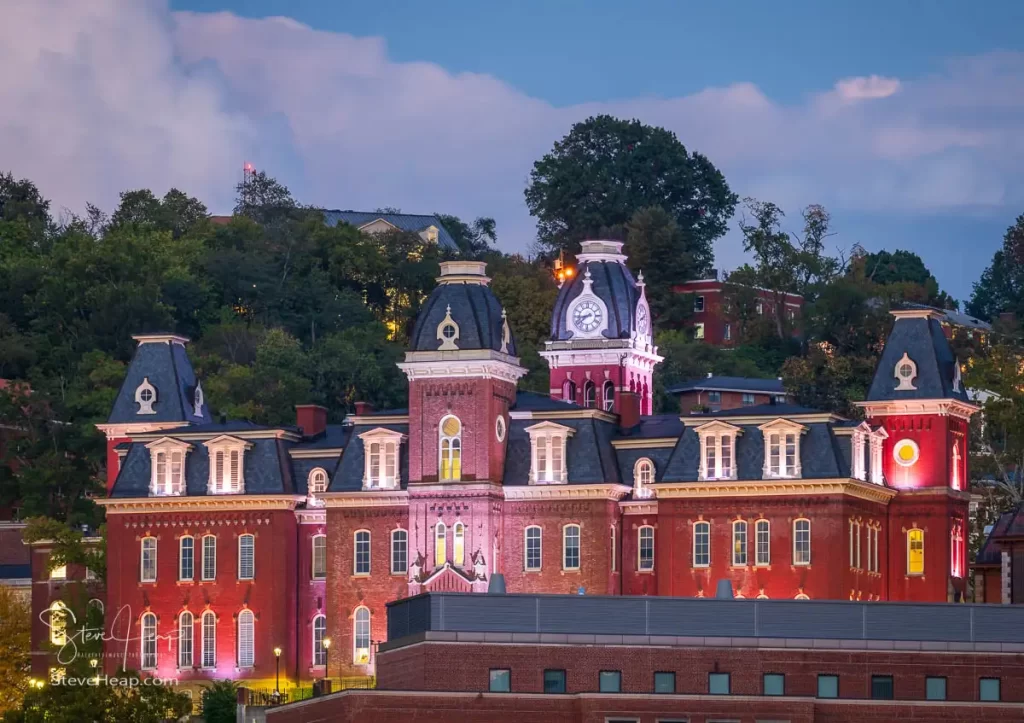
[572,300,603,333]
[636,304,649,334]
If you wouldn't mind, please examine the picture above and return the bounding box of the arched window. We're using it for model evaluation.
[732,520,747,566]
[602,381,615,412]
[311,534,327,579]
[907,528,924,575]
[951,443,961,490]
[201,611,216,668]
[178,611,194,668]
[391,529,408,574]
[201,534,216,581]
[313,614,327,666]
[179,535,194,581]
[563,379,577,404]
[524,526,542,571]
[633,458,654,498]
[435,522,447,567]
[793,519,811,565]
[238,534,255,580]
[237,610,254,668]
[439,415,462,481]
[693,521,710,567]
[49,601,67,645]
[609,526,617,572]
[755,520,770,566]
[583,381,596,408]
[87,598,104,620]
[638,526,655,571]
[308,467,328,495]
[354,530,370,576]
[453,522,465,567]
[140,536,157,582]
[141,612,157,670]
[795,593,810,600]
[353,607,371,664]
[562,524,580,570]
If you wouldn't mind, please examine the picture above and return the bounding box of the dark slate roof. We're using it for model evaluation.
[867,314,970,403]
[512,391,580,411]
[903,303,992,332]
[323,210,457,251]
[688,403,822,418]
[550,260,639,341]
[976,511,1014,566]
[504,417,621,486]
[668,376,785,394]
[292,425,351,450]
[614,414,683,439]
[409,281,516,355]
[107,340,212,425]
[161,421,277,434]
[0,564,30,579]
[329,423,410,492]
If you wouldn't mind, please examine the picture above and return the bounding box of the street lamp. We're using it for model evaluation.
[273,647,282,695]
[322,638,331,683]
[90,658,99,685]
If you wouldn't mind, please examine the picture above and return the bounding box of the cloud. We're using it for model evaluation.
[4,1,1024,292]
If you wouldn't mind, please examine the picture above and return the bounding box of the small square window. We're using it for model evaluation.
[694,323,705,340]
[708,391,722,404]
[979,677,1000,701]
[709,672,730,695]
[489,669,510,693]
[724,323,732,341]
[871,675,893,700]
[694,296,705,312]
[925,676,946,701]
[817,674,838,698]
[742,393,755,406]
[763,673,785,696]
[599,670,621,693]
[544,669,566,694]
[654,671,675,694]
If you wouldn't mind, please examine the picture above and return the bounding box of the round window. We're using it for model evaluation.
[140,389,153,402]
[441,416,461,436]
[441,323,457,340]
[495,416,506,442]
[898,363,914,379]
[892,439,920,467]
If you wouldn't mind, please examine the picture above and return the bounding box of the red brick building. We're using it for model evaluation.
[43,242,977,702]
[669,374,788,413]
[673,275,804,346]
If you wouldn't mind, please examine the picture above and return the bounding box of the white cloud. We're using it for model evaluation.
[833,75,902,101]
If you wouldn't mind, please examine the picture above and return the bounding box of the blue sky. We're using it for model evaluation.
[6,1,1024,302]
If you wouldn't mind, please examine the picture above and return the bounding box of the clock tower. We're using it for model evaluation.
[541,240,662,415]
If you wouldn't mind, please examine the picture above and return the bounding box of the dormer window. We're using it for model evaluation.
[851,424,869,481]
[358,428,403,489]
[204,436,252,495]
[869,427,886,484]
[894,352,917,391]
[525,422,576,484]
[437,305,460,351]
[135,377,157,415]
[633,458,655,499]
[193,382,204,417]
[696,421,741,481]
[146,438,191,496]
[759,419,805,479]
[308,467,328,495]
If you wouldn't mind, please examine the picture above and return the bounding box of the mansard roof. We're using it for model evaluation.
[107,335,211,426]
[550,245,641,342]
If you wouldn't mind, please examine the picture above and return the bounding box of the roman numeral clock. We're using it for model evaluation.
[568,267,609,338]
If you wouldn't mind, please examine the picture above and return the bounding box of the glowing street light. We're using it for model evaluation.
[322,637,332,683]
[273,647,282,695]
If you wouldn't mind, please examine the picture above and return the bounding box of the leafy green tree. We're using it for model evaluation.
[965,343,1024,505]
[968,214,1024,322]
[854,249,955,309]
[434,214,496,259]
[202,680,239,723]
[22,518,106,581]
[0,586,30,716]
[781,346,875,418]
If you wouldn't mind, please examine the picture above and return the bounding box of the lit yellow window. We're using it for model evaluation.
[907,529,924,575]
[439,416,462,481]
[453,522,465,567]
[435,522,447,567]
[49,601,67,645]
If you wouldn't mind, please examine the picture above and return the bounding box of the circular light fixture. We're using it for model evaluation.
[892,439,920,467]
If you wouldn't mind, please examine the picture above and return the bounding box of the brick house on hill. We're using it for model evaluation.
[669,374,788,413]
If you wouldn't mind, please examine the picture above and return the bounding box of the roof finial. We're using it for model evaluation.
[637,270,645,288]
[501,307,507,320]
[583,266,592,281]
[446,304,451,315]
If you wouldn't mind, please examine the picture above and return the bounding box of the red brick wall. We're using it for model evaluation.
[673,280,803,346]
[677,390,777,413]
[30,545,104,675]
[885,491,967,601]
[296,515,327,681]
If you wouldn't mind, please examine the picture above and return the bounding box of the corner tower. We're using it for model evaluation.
[541,240,662,414]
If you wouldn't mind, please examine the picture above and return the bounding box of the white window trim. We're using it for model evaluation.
[312,614,327,667]
[140,612,158,670]
[562,524,581,571]
[49,601,67,645]
[353,530,371,576]
[694,322,705,340]
[851,424,868,481]
[358,428,404,490]
[435,522,447,567]
[145,438,191,496]
[453,522,466,567]
[602,381,615,412]
[238,534,255,581]
[391,529,408,575]
[633,457,655,499]
[135,377,157,415]
[894,352,918,391]
[438,414,463,481]
[201,611,216,669]
[140,536,157,583]
[638,525,655,571]
[696,421,742,481]
[525,421,576,485]
[201,534,217,581]
[178,611,193,668]
[203,435,252,495]
[793,518,811,566]
[693,521,710,568]
[732,520,747,567]
[869,428,887,484]
[610,526,616,572]
[308,467,329,495]
[312,534,327,579]
[759,419,806,479]
[179,535,194,581]
[237,609,255,668]
[755,519,770,566]
[353,607,371,665]
[524,526,542,571]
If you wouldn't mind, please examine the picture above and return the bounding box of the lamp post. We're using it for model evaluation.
[90,658,99,686]
[273,647,282,695]
[322,637,331,684]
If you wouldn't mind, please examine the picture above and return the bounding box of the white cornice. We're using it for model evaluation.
[95,495,305,513]
[503,484,632,502]
[132,429,302,442]
[856,399,980,419]
[681,412,840,426]
[510,409,618,423]
[132,333,190,346]
[653,478,896,504]
[620,500,658,515]
[96,422,190,439]
[348,415,408,425]
[295,509,327,523]
[398,357,526,383]
[319,490,410,508]
[539,346,663,368]
[610,437,677,449]
[289,448,345,459]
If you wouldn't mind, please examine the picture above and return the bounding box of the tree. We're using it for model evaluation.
[968,215,1024,322]
[855,249,955,309]
[0,586,30,716]
[202,680,239,723]
[525,115,736,260]
[434,214,496,259]
[965,343,1024,505]
[22,518,105,580]
[233,170,298,225]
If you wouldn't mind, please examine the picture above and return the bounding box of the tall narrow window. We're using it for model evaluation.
[313,614,327,666]
[638,526,655,571]
[700,432,736,480]
[732,521,747,566]
[206,439,248,494]
[312,535,326,579]
[762,425,801,478]
[951,443,961,490]
[238,534,254,580]
[141,612,157,670]
[855,523,862,569]
[49,602,67,645]
[202,535,216,581]
[179,536,194,581]
[452,522,465,567]
[354,530,370,575]
[141,537,157,582]
[152,447,186,496]
[435,522,447,567]
[852,430,866,481]
[201,611,216,668]
[391,529,408,574]
[353,607,370,664]
[563,379,576,403]
[849,521,855,567]
[871,527,879,573]
[694,521,710,567]
[634,458,654,498]
[755,520,770,566]
[610,526,617,572]
[870,432,884,484]
[794,519,811,565]
[439,415,462,481]
[866,524,874,572]
[907,528,924,575]
[178,612,193,668]
[563,524,580,570]
[363,437,399,489]
[602,381,615,412]
[583,381,596,408]
[237,610,254,668]
[525,526,542,571]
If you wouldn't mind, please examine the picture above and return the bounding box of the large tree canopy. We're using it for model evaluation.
[968,215,1024,322]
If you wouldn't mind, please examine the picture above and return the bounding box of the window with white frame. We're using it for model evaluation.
[693,521,710,567]
[732,521,747,566]
[454,522,466,566]
[178,611,193,668]
[354,530,370,575]
[179,536,194,581]
[312,534,326,579]
[313,614,327,666]
[755,519,770,566]
[583,381,596,408]
[697,422,740,481]
[202,535,216,581]
[603,381,615,412]
[694,295,705,312]
[525,526,542,571]
[49,601,66,645]
[204,436,250,494]
[140,537,157,582]
[353,607,370,664]
[741,393,755,406]
[147,438,190,496]
[855,522,861,568]
[359,429,402,489]
[852,427,867,481]
[951,442,961,490]
[638,526,654,571]
[435,522,447,567]
[308,467,328,495]
[610,526,616,572]
[869,428,886,484]
[634,458,655,498]
[760,420,804,479]
[201,611,216,668]
[391,529,408,574]
[141,612,157,670]
[50,564,66,580]
[871,526,879,572]
[439,415,462,481]
[238,534,255,580]
[793,519,811,565]
[237,610,254,668]
[525,422,575,484]
[563,524,580,570]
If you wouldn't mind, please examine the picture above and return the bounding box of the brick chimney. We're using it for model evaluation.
[618,391,641,431]
[354,401,375,416]
[295,404,327,438]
